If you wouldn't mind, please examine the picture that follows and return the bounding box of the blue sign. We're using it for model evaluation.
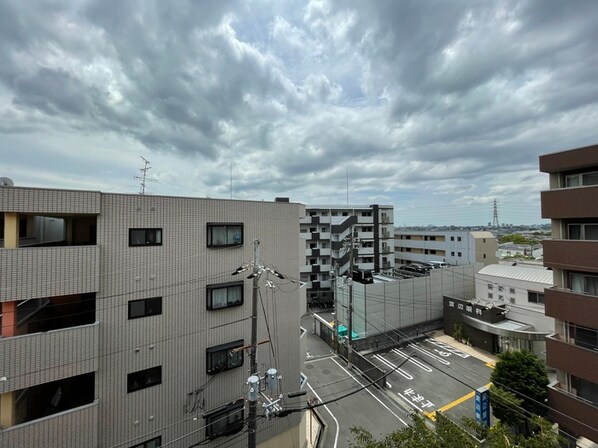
[475,386,490,427]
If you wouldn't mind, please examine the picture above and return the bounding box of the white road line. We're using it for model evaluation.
[331,358,408,425]
[396,392,423,411]
[408,343,450,365]
[373,354,414,380]
[426,339,470,358]
[305,355,338,363]
[307,382,339,448]
[391,349,433,372]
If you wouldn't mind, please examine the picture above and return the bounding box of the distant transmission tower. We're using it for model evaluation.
[135,156,154,194]
[492,199,500,228]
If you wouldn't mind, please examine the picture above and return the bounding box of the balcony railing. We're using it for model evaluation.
[0,246,100,301]
[0,400,98,448]
[547,381,598,443]
[541,185,598,219]
[545,287,598,329]
[546,333,598,384]
[543,239,598,274]
[0,321,99,393]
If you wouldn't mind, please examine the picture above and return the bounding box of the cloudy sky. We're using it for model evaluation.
[1,0,597,226]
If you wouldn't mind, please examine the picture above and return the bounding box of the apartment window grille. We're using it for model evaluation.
[207,224,243,247]
[205,399,245,439]
[131,436,161,448]
[128,297,162,319]
[127,366,162,393]
[207,282,243,310]
[206,340,244,374]
[568,223,598,240]
[527,291,545,304]
[565,171,598,187]
[570,272,598,296]
[129,228,162,246]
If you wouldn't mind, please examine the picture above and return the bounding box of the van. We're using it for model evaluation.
[429,261,447,268]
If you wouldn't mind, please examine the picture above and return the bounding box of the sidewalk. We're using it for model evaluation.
[426,330,499,365]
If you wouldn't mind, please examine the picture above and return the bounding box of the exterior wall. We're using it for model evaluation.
[539,144,598,444]
[0,187,305,448]
[336,265,479,338]
[395,230,496,266]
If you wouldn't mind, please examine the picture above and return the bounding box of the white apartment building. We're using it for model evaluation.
[0,186,305,448]
[300,205,394,307]
[474,264,554,358]
[395,230,497,266]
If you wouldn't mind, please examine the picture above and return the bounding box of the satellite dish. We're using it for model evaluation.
[0,177,14,187]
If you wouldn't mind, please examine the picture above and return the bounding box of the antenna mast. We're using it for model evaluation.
[135,156,151,195]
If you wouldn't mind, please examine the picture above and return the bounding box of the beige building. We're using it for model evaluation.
[395,230,497,266]
[0,186,306,448]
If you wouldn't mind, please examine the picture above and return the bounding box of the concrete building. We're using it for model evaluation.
[473,264,554,359]
[0,186,306,448]
[395,230,497,266]
[540,144,598,444]
[300,205,394,308]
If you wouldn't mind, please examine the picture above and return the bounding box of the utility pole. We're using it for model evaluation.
[347,228,354,369]
[333,262,340,354]
[248,240,260,448]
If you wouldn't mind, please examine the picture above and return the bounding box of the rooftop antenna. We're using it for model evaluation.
[134,156,156,195]
[230,159,233,200]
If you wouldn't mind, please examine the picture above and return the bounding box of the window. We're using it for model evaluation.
[509,287,516,294]
[205,399,244,439]
[569,323,598,351]
[131,436,161,448]
[488,283,494,290]
[570,272,598,296]
[451,251,455,256]
[499,295,504,301]
[310,274,317,281]
[127,366,162,393]
[207,282,243,310]
[568,223,598,240]
[128,297,162,319]
[207,340,244,374]
[566,171,598,187]
[129,228,162,246]
[458,252,462,257]
[207,224,243,247]
[450,237,454,241]
[527,291,545,304]
[457,237,462,242]
[498,286,504,292]
[488,293,493,299]
[483,254,486,259]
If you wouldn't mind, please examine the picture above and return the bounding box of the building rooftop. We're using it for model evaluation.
[477,264,553,285]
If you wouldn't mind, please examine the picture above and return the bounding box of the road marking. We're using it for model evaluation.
[305,355,337,363]
[425,382,493,421]
[485,361,496,369]
[331,358,408,425]
[408,343,450,365]
[426,339,470,358]
[373,354,414,380]
[391,349,433,372]
[307,382,339,448]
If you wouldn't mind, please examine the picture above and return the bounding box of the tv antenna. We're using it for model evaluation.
[134,156,157,194]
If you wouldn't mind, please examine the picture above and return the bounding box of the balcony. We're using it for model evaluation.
[546,334,598,384]
[545,287,598,329]
[357,216,374,224]
[0,322,99,393]
[541,186,598,219]
[0,246,100,301]
[547,382,598,443]
[0,399,98,448]
[356,232,374,239]
[543,239,598,274]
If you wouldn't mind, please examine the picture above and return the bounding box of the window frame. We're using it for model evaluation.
[129,228,163,247]
[207,282,244,310]
[207,223,243,247]
[204,399,245,439]
[567,223,598,240]
[130,436,162,448]
[206,340,244,374]
[128,297,163,319]
[127,366,162,393]
[527,291,545,304]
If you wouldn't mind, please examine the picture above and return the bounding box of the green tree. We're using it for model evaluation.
[498,233,539,245]
[350,413,561,448]
[489,350,549,433]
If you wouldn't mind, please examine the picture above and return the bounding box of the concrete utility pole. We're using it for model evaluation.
[347,228,354,369]
[248,240,260,448]
[333,262,340,354]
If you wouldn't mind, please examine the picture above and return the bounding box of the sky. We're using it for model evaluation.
[1,0,597,226]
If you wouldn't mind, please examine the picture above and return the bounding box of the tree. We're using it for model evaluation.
[498,233,539,245]
[350,413,562,448]
[489,350,549,434]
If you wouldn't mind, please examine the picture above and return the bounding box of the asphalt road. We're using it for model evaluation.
[302,314,495,447]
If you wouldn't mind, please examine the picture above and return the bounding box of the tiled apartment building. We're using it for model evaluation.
[300,204,394,307]
[395,230,497,266]
[0,186,305,448]
[540,144,598,444]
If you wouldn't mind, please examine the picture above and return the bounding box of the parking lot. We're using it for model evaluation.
[367,337,493,423]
